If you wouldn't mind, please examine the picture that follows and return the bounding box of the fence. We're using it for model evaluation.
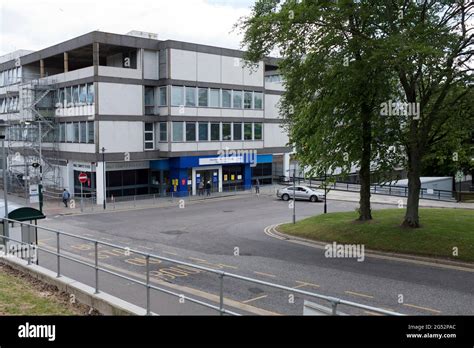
[0,218,403,316]
[279,176,455,202]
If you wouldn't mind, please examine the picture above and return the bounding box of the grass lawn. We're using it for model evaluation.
[0,264,76,315]
[279,208,474,262]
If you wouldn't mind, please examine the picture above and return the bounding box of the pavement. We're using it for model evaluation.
[5,184,471,218]
[21,191,474,316]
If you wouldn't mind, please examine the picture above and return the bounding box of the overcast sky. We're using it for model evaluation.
[0,0,255,56]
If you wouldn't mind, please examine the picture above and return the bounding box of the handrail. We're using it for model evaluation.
[1,217,404,316]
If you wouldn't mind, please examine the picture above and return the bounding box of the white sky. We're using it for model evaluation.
[0,0,255,56]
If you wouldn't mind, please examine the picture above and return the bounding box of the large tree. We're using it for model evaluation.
[374,1,474,227]
[237,0,402,221]
[238,0,473,227]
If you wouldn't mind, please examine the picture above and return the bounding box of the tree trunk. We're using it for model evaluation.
[358,107,372,221]
[402,146,421,228]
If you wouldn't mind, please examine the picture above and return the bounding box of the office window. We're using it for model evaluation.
[185,87,196,107]
[198,88,208,107]
[65,87,72,105]
[209,89,220,107]
[254,123,262,140]
[232,90,242,109]
[210,123,220,141]
[254,92,263,109]
[172,122,184,142]
[198,122,208,141]
[144,122,154,150]
[222,89,231,108]
[87,83,94,103]
[58,88,65,106]
[186,122,196,141]
[80,122,87,143]
[59,123,65,142]
[73,122,79,142]
[87,121,94,143]
[233,123,242,140]
[159,87,167,106]
[244,91,253,109]
[79,85,87,103]
[145,86,155,115]
[222,123,231,141]
[244,123,252,140]
[65,123,72,142]
[72,86,79,104]
[171,86,184,106]
[159,122,167,141]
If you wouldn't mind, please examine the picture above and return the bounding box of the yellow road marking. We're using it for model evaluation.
[220,264,238,269]
[253,271,276,278]
[188,257,207,262]
[403,303,441,314]
[294,281,320,289]
[162,250,178,256]
[242,295,268,304]
[38,243,279,315]
[345,291,374,299]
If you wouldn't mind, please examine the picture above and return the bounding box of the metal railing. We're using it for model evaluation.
[279,176,455,202]
[0,217,403,316]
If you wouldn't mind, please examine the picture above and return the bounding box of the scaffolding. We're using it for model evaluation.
[6,76,63,200]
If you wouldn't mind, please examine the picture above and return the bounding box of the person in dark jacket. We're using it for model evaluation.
[205,181,211,196]
[62,189,70,207]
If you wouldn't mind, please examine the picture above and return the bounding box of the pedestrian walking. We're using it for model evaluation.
[198,181,204,196]
[62,188,70,207]
[205,181,211,196]
[255,178,260,195]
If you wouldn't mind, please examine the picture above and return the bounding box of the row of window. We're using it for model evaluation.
[264,74,283,83]
[57,83,95,106]
[0,67,22,87]
[57,121,95,143]
[170,86,263,110]
[144,86,167,114]
[0,96,19,113]
[144,121,263,149]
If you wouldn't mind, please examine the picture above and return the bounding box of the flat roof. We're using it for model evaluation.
[0,31,282,71]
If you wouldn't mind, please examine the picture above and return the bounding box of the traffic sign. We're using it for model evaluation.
[78,172,88,184]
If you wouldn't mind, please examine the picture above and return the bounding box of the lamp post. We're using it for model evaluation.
[324,170,328,214]
[0,120,9,246]
[101,147,106,210]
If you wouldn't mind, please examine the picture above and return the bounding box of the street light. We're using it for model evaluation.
[0,120,9,246]
[101,147,106,210]
[324,170,328,214]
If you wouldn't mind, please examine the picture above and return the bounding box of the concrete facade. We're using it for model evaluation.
[0,31,290,202]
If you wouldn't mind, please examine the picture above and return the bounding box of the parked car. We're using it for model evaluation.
[277,185,325,202]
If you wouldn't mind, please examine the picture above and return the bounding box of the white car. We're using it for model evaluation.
[277,185,325,202]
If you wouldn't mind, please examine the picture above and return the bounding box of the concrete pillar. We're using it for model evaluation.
[39,59,45,78]
[66,161,74,196]
[283,153,291,178]
[63,52,69,72]
[96,161,106,205]
[92,42,100,67]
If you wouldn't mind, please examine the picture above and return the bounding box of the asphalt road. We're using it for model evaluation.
[34,194,474,315]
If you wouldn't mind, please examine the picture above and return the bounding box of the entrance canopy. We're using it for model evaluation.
[0,201,46,222]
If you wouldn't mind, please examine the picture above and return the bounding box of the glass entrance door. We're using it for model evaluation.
[195,169,219,195]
